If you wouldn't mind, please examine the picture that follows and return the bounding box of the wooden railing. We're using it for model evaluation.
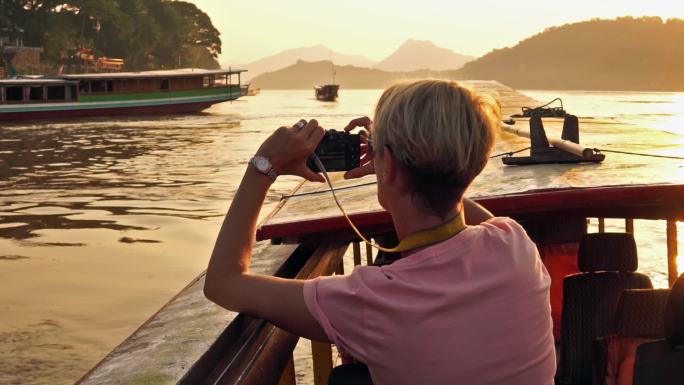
[80,184,684,385]
[593,216,679,287]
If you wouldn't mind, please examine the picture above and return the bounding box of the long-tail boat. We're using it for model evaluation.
[314,84,339,102]
[76,81,684,385]
[0,68,245,121]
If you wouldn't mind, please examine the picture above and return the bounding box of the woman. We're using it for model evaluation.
[204,80,556,384]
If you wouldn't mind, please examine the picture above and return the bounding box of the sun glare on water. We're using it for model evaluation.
[658,94,684,138]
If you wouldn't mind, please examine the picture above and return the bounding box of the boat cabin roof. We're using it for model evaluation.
[59,68,246,80]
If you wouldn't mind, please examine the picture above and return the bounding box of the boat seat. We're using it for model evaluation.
[594,288,669,385]
[523,217,586,342]
[633,273,684,385]
[559,232,652,385]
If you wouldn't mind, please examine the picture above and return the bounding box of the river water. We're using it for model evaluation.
[1,89,683,384]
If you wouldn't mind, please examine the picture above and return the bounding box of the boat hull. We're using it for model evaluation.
[0,100,218,121]
[0,90,240,122]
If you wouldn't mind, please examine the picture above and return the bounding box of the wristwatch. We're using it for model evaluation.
[250,155,278,182]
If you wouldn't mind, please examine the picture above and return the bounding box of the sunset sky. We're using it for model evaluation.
[190,0,684,66]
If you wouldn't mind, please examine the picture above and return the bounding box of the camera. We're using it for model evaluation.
[308,129,361,172]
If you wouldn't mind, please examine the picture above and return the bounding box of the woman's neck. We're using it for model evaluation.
[390,199,462,252]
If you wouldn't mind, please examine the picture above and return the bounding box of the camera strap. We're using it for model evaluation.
[311,154,467,253]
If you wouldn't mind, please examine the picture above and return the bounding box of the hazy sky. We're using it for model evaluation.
[190,0,684,66]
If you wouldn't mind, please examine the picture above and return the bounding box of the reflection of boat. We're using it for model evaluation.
[0,68,246,121]
[78,81,684,385]
[314,84,339,102]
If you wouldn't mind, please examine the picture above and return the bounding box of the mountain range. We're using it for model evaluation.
[235,45,376,80]
[234,39,474,80]
[375,39,474,71]
[250,60,447,89]
[250,17,684,91]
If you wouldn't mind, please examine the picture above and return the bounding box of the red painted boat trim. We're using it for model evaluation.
[0,101,215,121]
[256,183,684,241]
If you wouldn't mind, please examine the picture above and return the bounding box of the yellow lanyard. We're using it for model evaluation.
[312,155,468,253]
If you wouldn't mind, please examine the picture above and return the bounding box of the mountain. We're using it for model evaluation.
[456,16,684,91]
[240,45,377,80]
[250,60,448,89]
[375,39,475,72]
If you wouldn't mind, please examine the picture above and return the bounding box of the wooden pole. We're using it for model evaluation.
[353,242,361,266]
[335,255,344,275]
[501,123,595,159]
[667,220,679,287]
[366,243,373,265]
[311,341,333,385]
[625,218,634,234]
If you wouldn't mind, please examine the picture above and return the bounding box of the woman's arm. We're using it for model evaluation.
[204,119,329,341]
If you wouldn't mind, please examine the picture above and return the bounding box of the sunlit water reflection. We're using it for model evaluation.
[0,89,682,384]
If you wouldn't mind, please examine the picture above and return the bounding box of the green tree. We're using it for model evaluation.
[1,0,222,73]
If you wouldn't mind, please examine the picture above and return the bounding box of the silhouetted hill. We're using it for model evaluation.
[251,60,447,89]
[376,39,474,71]
[240,45,377,80]
[456,17,684,91]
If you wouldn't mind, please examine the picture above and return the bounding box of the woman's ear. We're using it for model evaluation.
[382,147,400,183]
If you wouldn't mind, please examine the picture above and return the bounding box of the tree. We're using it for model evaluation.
[1,0,222,73]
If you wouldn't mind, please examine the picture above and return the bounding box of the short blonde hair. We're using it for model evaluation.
[373,80,500,216]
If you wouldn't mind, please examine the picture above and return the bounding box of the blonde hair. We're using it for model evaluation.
[373,80,500,216]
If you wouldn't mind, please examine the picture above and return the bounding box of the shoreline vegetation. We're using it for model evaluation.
[1,0,221,74]
[251,17,684,92]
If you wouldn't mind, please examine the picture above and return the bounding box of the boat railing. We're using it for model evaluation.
[78,184,683,385]
[76,239,351,385]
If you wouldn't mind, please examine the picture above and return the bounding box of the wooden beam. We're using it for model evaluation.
[353,242,361,266]
[625,218,634,234]
[311,341,333,385]
[667,220,679,287]
[277,356,296,385]
[199,239,349,385]
[366,242,373,265]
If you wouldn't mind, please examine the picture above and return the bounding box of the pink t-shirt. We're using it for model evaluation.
[303,217,556,385]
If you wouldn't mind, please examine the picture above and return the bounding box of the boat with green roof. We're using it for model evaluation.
[0,68,245,121]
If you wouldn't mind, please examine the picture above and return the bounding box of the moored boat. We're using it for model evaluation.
[315,84,339,102]
[0,68,246,121]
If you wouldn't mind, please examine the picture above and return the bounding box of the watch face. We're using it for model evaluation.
[256,158,270,171]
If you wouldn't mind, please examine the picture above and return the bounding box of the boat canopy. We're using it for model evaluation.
[59,68,246,80]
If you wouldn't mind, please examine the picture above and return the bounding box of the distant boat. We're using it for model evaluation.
[314,84,339,102]
[315,61,339,101]
[0,68,246,121]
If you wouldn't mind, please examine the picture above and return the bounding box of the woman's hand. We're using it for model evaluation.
[256,119,326,182]
[343,116,375,179]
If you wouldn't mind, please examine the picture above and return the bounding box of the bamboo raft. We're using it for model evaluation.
[78,81,684,385]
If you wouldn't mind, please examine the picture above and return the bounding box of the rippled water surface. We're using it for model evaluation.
[1,89,683,384]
